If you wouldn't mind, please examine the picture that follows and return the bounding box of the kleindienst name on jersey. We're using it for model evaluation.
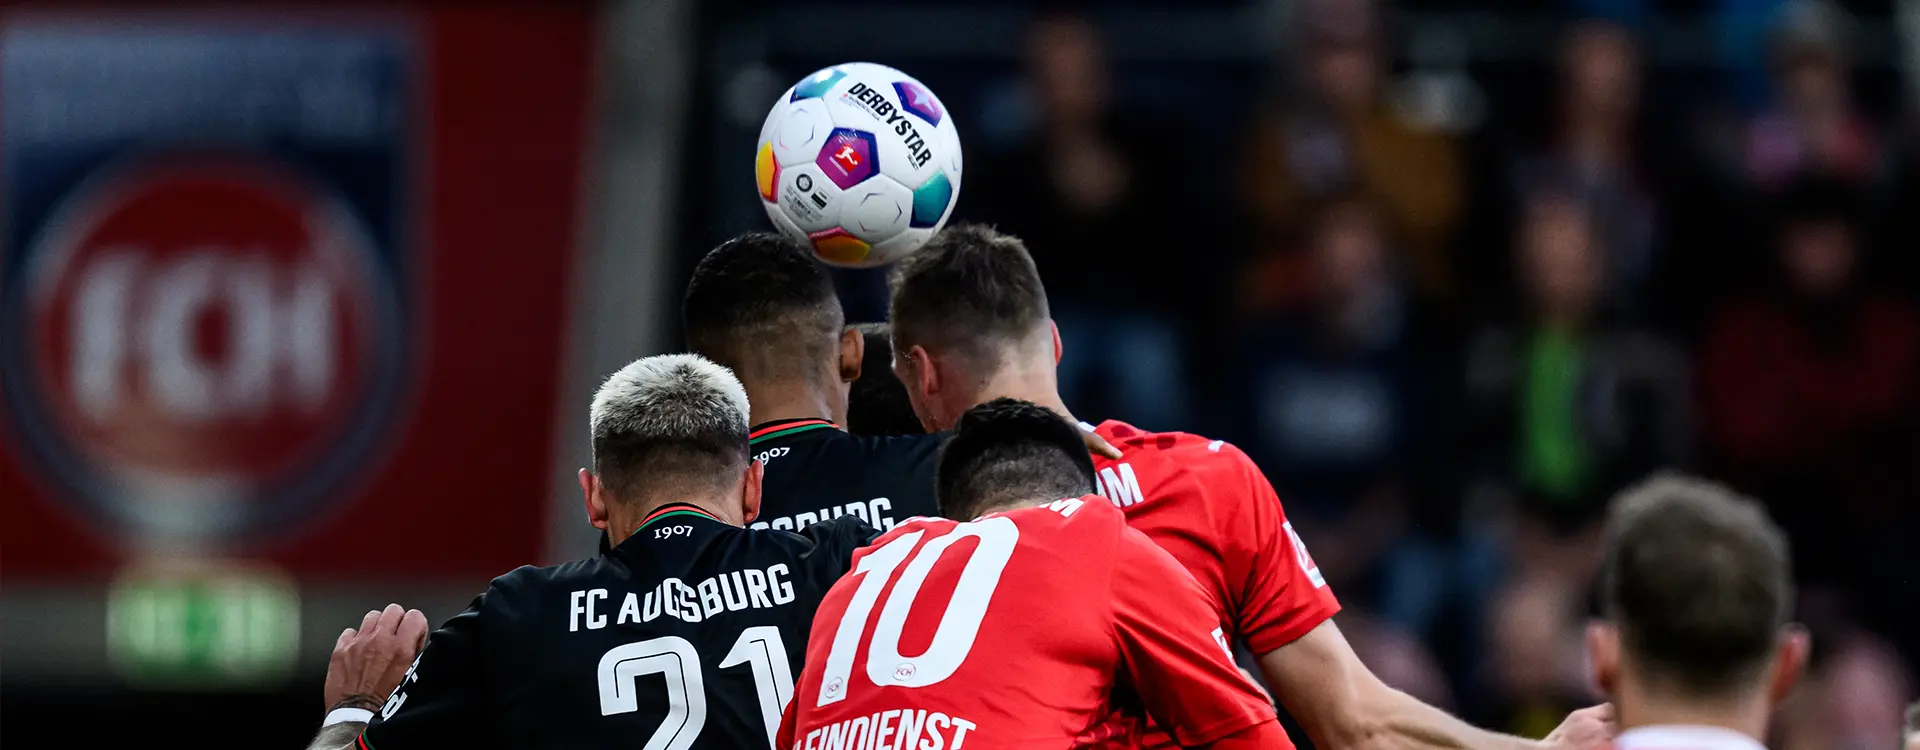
[796,707,980,750]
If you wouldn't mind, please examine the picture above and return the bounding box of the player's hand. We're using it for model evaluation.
[1080,428,1122,460]
[1540,703,1614,750]
[323,604,430,713]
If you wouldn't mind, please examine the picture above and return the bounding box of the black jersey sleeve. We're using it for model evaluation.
[793,514,880,589]
[360,590,490,750]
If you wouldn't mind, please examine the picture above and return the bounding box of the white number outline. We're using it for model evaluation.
[816,516,1020,706]
[598,636,706,750]
[597,629,794,749]
[719,626,795,748]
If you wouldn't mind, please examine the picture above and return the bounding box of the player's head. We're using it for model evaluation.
[847,323,925,436]
[683,233,862,412]
[1905,701,1920,750]
[934,397,1095,521]
[578,353,762,536]
[1588,474,1806,717]
[889,224,1059,432]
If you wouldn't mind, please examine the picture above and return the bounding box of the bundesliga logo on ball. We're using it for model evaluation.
[755,63,963,267]
[1,157,408,545]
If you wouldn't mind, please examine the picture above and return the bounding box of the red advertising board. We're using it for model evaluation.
[0,3,597,580]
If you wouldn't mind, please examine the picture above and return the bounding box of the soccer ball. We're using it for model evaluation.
[755,62,962,268]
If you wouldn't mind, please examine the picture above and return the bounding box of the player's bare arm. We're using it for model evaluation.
[1259,620,1613,750]
[305,604,430,750]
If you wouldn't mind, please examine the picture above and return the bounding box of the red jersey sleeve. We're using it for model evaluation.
[1218,443,1341,654]
[1110,526,1278,747]
[776,696,797,750]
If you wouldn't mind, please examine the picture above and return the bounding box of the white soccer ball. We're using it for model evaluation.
[754,62,963,268]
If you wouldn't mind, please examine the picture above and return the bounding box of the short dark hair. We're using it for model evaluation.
[590,354,751,502]
[935,397,1095,521]
[683,233,843,381]
[888,224,1051,374]
[1601,474,1794,695]
[847,323,925,436]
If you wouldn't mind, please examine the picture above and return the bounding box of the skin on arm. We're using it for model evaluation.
[306,604,430,750]
[1258,620,1613,750]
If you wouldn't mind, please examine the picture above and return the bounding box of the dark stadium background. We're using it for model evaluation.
[2,0,1916,747]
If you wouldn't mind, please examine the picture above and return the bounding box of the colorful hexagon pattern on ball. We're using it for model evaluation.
[757,62,962,267]
[909,171,953,228]
[816,128,878,190]
[808,227,872,266]
[755,142,779,202]
[790,67,847,101]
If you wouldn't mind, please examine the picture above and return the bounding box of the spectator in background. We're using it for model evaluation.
[1743,0,1881,189]
[846,323,924,437]
[1468,191,1689,730]
[1697,176,1920,611]
[1241,0,1465,307]
[1508,21,1663,322]
[1236,195,1459,644]
[1467,191,1690,563]
[973,12,1189,431]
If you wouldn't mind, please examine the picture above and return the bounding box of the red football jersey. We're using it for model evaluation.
[1087,420,1342,748]
[778,497,1277,750]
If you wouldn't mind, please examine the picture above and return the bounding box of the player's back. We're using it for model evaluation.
[782,498,1276,750]
[1086,419,1338,658]
[362,505,875,750]
[749,418,942,534]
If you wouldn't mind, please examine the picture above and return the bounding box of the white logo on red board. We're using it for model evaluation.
[14,158,400,540]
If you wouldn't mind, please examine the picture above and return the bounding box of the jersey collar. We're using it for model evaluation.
[749,418,840,444]
[632,502,725,535]
[1614,725,1765,750]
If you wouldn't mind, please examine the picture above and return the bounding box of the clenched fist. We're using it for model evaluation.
[1542,703,1615,750]
[323,604,429,714]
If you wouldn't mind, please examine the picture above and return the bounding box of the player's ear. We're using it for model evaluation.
[839,326,864,384]
[1767,624,1811,704]
[1050,320,1063,366]
[906,344,939,398]
[580,468,609,531]
[1585,621,1620,697]
[741,459,765,524]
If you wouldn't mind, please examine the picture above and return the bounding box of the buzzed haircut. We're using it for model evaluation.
[935,397,1095,521]
[847,323,925,436]
[1601,474,1794,695]
[683,233,843,381]
[590,353,751,502]
[888,224,1051,374]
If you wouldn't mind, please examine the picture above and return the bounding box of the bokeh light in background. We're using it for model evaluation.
[3,0,1917,748]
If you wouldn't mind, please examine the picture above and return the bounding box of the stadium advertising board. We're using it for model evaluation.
[0,8,594,590]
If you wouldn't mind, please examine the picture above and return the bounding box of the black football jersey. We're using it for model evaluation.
[746,418,943,534]
[360,504,877,750]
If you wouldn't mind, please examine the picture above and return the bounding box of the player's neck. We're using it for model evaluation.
[971,497,1049,519]
[743,377,845,427]
[609,495,737,544]
[971,368,1075,425]
[1615,680,1770,742]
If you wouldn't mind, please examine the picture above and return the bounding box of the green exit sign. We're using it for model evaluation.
[107,564,300,689]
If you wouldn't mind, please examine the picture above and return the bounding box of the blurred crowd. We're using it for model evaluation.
[961,0,1919,744]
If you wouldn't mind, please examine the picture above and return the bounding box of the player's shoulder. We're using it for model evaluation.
[1091,419,1246,464]
[1089,419,1258,489]
[993,494,1131,537]
[842,430,947,464]
[873,513,957,545]
[784,514,882,557]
